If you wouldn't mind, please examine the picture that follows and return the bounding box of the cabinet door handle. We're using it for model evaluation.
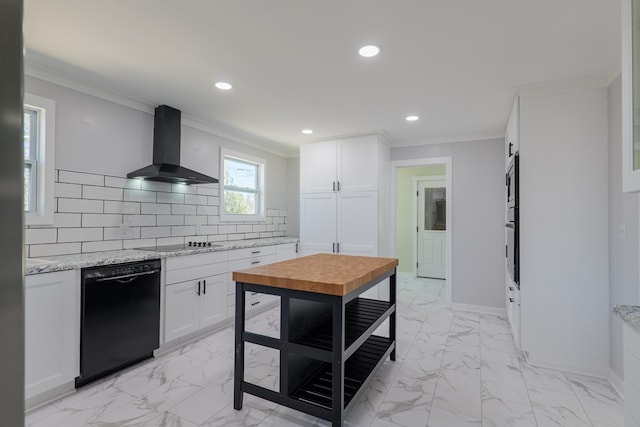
[203,279,206,295]
[508,142,513,156]
[295,242,299,253]
[337,181,340,191]
[336,243,340,253]
[509,286,514,291]
[509,298,514,303]
[332,242,335,253]
[197,281,201,296]
[332,181,336,192]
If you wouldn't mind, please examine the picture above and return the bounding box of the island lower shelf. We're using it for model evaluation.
[292,335,394,410]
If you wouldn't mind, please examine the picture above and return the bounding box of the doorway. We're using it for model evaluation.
[416,177,446,279]
[391,157,452,305]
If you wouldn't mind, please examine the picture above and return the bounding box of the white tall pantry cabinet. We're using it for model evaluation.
[300,134,390,259]
[510,87,609,376]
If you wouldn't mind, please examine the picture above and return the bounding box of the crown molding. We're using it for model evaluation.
[25,56,295,158]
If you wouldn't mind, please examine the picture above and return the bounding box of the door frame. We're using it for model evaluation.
[413,175,446,279]
[391,157,452,306]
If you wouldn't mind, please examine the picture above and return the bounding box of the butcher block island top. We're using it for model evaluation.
[232,253,399,296]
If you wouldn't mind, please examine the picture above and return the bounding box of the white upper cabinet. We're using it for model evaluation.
[300,135,380,193]
[300,140,338,193]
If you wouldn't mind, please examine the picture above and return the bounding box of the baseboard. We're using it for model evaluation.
[25,381,76,411]
[608,367,624,399]
[451,302,507,316]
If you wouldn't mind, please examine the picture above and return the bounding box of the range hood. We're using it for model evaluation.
[127,105,218,185]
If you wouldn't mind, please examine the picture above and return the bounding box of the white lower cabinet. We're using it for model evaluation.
[624,324,640,426]
[164,252,228,342]
[276,242,299,261]
[25,270,78,404]
[227,245,285,318]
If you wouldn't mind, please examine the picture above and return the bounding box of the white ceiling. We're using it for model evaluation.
[24,0,621,154]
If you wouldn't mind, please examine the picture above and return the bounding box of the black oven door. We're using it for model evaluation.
[506,223,519,286]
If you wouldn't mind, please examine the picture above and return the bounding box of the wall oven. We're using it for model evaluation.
[506,153,519,286]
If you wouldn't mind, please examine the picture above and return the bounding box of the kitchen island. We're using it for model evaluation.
[232,253,398,427]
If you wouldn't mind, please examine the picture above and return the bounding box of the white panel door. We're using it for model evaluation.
[417,180,446,279]
[337,135,378,192]
[200,274,228,329]
[25,270,78,400]
[165,281,200,342]
[300,193,337,255]
[300,140,337,193]
[337,191,378,256]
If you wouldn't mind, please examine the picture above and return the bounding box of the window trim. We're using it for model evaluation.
[24,93,55,226]
[220,148,266,222]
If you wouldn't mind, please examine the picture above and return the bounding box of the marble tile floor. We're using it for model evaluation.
[25,274,624,427]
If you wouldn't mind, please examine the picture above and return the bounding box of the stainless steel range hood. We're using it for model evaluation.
[127,105,218,185]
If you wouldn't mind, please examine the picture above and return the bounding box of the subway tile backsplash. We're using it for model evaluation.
[26,169,288,257]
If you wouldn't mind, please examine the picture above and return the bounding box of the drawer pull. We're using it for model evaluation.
[509,298,514,303]
[251,261,261,265]
[251,301,260,306]
[251,251,261,254]
[250,291,258,296]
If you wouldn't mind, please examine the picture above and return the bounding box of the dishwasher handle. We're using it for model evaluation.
[95,269,159,283]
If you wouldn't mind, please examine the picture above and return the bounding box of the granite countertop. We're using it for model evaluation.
[25,237,299,275]
[614,305,640,333]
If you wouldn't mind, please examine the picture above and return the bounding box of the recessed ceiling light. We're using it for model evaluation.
[406,115,419,122]
[358,45,380,58]
[214,81,233,90]
[302,129,313,135]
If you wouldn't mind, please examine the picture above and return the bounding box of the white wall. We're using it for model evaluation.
[608,75,640,380]
[391,139,506,309]
[25,76,289,210]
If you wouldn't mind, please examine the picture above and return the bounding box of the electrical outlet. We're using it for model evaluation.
[618,223,627,240]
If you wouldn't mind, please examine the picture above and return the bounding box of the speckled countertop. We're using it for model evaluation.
[614,305,640,333]
[25,237,299,275]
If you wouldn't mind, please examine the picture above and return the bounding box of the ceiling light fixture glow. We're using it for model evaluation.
[406,115,419,122]
[358,45,380,58]
[302,129,313,134]
[214,81,233,90]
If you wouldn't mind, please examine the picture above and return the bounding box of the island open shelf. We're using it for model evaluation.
[232,253,398,427]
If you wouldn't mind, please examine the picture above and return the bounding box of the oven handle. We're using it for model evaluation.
[95,269,160,283]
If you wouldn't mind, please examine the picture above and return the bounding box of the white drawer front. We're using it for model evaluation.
[166,251,228,271]
[228,245,276,261]
[229,254,276,272]
[166,261,227,284]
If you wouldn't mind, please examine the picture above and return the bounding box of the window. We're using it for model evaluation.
[24,93,55,225]
[220,148,266,221]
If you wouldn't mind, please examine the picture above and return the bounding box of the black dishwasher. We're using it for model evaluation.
[76,259,161,387]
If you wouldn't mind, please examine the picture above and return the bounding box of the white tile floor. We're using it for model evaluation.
[25,274,624,426]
